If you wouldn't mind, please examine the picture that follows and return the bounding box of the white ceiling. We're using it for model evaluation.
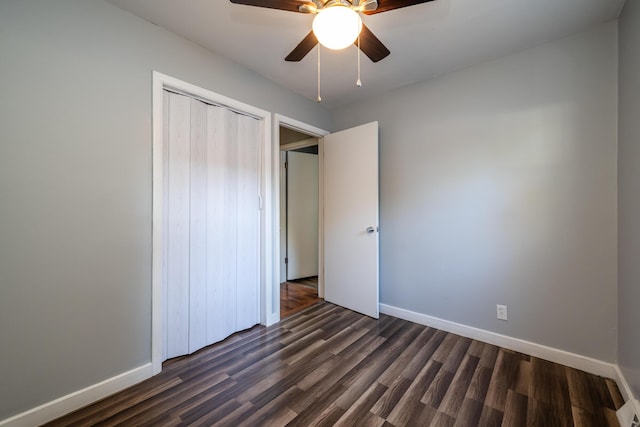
[107,0,625,109]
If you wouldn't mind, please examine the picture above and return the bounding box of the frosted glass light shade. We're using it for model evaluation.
[312,6,363,50]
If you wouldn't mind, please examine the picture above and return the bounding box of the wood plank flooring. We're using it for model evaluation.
[45,302,624,426]
[287,276,319,289]
[280,277,321,318]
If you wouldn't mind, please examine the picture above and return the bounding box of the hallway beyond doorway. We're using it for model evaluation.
[280,276,321,318]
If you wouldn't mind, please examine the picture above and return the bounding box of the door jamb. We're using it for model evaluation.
[281,138,319,152]
[281,138,319,284]
[272,114,329,325]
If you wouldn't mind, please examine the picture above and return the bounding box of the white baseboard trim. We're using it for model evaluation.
[617,399,640,427]
[614,365,640,419]
[380,303,616,379]
[614,365,636,402]
[0,363,153,427]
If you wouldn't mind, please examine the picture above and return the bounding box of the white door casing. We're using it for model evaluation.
[272,116,329,325]
[323,122,380,318]
[279,151,287,282]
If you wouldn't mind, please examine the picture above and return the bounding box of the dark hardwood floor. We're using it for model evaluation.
[287,276,319,289]
[280,277,321,318]
[45,302,624,426]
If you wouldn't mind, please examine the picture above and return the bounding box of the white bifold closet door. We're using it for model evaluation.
[163,91,260,360]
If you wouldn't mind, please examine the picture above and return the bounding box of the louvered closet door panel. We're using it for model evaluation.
[235,113,260,331]
[221,110,239,339]
[205,105,226,345]
[165,93,191,359]
[161,92,170,362]
[163,91,261,360]
[188,98,208,354]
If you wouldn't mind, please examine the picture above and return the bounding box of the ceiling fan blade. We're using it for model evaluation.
[229,0,308,13]
[357,24,390,62]
[285,31,318,61]
[363,0,435,15]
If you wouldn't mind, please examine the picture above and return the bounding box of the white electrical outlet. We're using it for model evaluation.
[497,305,508,321]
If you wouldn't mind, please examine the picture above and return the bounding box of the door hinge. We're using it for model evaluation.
[284,162,288,169]
[258,195,263,210]
[284,257,288,264]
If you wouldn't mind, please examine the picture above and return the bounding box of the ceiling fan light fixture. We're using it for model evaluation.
[312,5,363,50]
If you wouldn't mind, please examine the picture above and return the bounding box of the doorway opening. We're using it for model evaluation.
[273,116,379,323]
[279,126,323,318]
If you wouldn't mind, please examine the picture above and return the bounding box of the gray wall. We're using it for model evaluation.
[618,0,640,400]
[0,0,331,420]
[333,22,618,362]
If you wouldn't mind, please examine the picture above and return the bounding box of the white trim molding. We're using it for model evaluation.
[614,365,640,424]
[275,114,328,139]
[0,364,152,427]
[280,137,319,152]
[615,365,638,403]
[270,114,329,326]
[380,304,616,379]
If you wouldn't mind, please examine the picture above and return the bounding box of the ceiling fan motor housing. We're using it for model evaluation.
[230,0,434,62]
[299,0,379,14]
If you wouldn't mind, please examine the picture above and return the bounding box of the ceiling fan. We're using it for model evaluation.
[229,0,435,63]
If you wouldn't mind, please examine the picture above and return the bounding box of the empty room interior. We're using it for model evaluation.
[1,0,640,426]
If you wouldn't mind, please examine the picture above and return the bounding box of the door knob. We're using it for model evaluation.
[366,227,375,234]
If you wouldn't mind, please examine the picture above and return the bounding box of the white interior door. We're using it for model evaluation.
[287,151,319,280]
[323,122,379,318]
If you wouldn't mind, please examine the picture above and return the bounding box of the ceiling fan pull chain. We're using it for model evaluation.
[356,31,362,87]
[317,44,322,102]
